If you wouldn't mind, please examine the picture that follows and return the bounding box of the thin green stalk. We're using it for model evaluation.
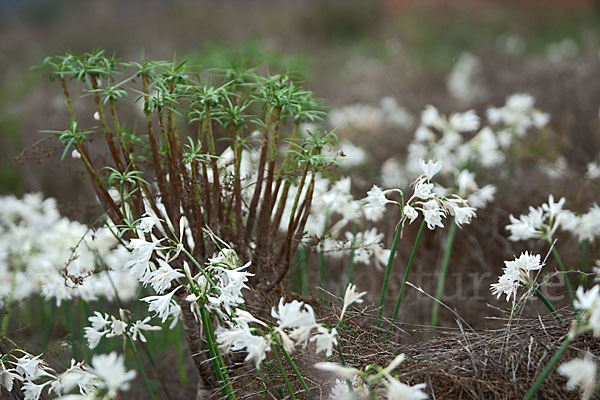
[377,222,403,328]
[270,343,296,400]
[390,220,427,329]
[127,335,157,400]
[431,219,457,328]
[199,307,230,397]
[297,245,308,296]
[204,308,235,398]
[41,302,57,351]
[279,344,311,396]
[79,300,91,361]
[580,239,590,284]
[62,304,78,361]
[533,287,561,321]
[318,215,330,287]
[524,334,574,400]
[550,246,575,304]
[1,269,18,335]
[346,224,358,286]
[174,323,188,386]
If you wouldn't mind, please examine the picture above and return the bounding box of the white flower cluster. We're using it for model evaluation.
[0,350,135,400]
[505,194,565,241]
[506,194,600,244]
[399,160,476,230]
[574,285,600,336]
[316,354,428,400]
[83,311,161,349]
[487,93,549,140]
[447,52,485,103]
[490,252,545,302]
[328,97,414,134]
[216,298,338,368]
[381,93,548,189]
[0,194,137,306]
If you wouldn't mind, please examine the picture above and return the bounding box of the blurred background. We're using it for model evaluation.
[3,0,600,204]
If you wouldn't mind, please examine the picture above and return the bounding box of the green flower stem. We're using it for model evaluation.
[390,220,427,329]
[550,246,575,304]
[346,224,358,286]
[297,245,308,296]
[532,286,561,321]
[0,269,18,335]
[431,218,457,328]
[580,239,590,284]
[174,323,188,386]
[279,343,311,396]
[127,335,157,400]
[204,309,234,398]
[377,222,403,328]
[524,333,574,400]
[199,307,230,398]
[270,343,296,400]
[41,302,57,351]
[62,304,78,361]
[318,215,330,287]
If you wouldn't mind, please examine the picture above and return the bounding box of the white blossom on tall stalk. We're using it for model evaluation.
[490,252,545,302]
[340,284,367,321]
[390,160,478,231]
[84,312,160,349]
[141,286,181,325]
[505,195,566,241]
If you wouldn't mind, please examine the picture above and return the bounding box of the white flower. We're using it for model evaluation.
[107,318,127,338]
[412,179,434,201]
[310,326,338,357]
[363,185,393,222]
[271,299,316,331]
[0,365,20,392]
[141,286,181,323]
[138,215,157,233]
[419,159,442,179]
[541,194,566,221]
[403,205,418,224]
[129,317,161,342]
[15,354,55,381]
[88,312,111,331]
[340,284,367,321]
[574,285,599,312]
[124,238,160,282]
[87,352,136,397]
[419,199,445,230]
[558,356,597,399]
[490,252,545,302]
[148,259,184,294]
[446,199,476,228]
[23,381,51,400]
[490,274,519,302]
[385,378,428,400]
[314,362,360,379]
[84,326,108,349]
